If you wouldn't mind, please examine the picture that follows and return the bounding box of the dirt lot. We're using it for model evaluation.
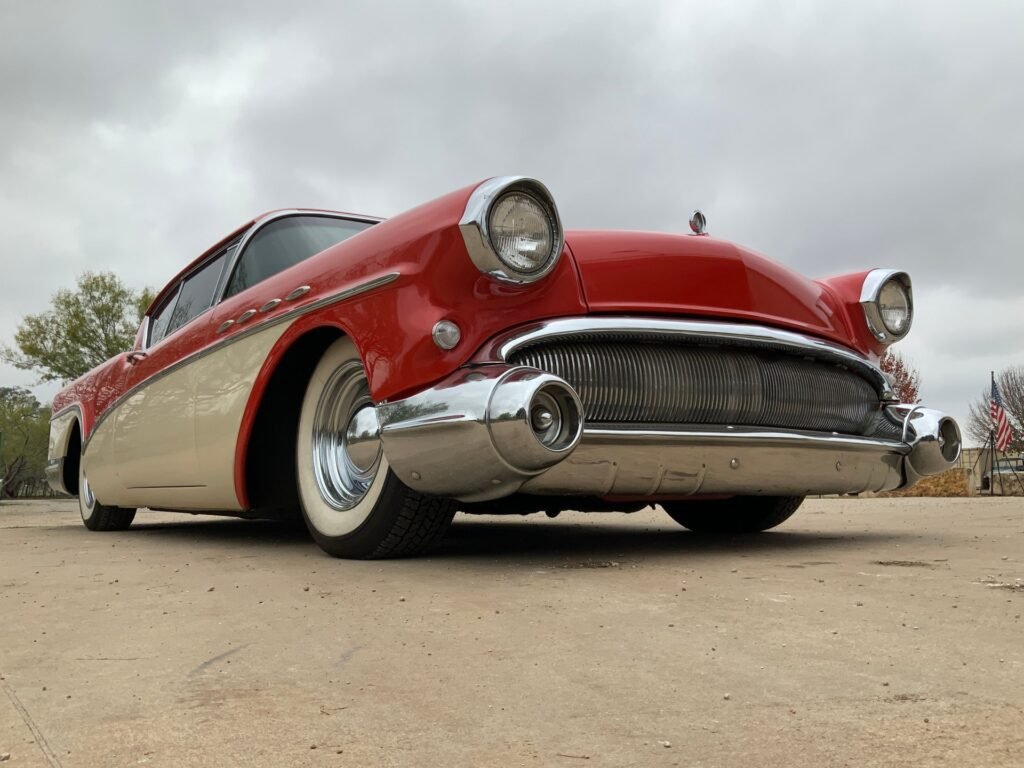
[1,498,1022,767]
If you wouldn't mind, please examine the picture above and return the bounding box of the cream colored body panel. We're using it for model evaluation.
[113,366,197,488]
[193,322,292,506]
[48,409,79,464]
[83,320,293,511]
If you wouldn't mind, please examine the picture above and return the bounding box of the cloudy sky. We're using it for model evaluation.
[1,1,1021,441]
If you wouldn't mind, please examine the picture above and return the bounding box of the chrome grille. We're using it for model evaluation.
[508,341,881,435]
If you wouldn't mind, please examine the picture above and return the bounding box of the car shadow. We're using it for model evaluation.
[120,512,922,564]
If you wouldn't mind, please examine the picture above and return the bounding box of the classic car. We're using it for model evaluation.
[46,176,962,558]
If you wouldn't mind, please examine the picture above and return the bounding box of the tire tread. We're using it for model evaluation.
[369,488,456,558]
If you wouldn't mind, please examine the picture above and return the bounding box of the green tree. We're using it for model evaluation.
[2,273,155,383]
[0,387,50,498]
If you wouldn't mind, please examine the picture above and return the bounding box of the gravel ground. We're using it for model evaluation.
[1,497,1022,767]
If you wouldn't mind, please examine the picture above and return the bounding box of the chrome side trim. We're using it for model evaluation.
[259,298,282,313]
[458,176,565,284]
[485,317,895,398]
[50,402,84,423]
[859,269,913,343]
[217,320,234,334]
[285,285,311,301]
[236,309,257,324]
[81,272,400,450]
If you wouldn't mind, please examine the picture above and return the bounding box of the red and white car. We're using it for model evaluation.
[46,177,961,558]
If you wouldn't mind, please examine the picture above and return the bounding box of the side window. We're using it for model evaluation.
[223,216,372,298]
[147,245,235,347]
[147,286,180,348]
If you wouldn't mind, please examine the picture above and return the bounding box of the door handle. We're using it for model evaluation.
[126,351,148,365]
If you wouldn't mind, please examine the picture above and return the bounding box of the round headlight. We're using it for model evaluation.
[487,191,556,274]
[878,279,912,335]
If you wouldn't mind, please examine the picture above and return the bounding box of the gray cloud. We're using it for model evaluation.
[2,0,1022,438]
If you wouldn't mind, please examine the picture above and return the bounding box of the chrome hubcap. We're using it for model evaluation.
[311,361,382,511]
[82,473,95,510]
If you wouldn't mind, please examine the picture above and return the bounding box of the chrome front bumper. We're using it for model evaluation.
[377,365,961,502]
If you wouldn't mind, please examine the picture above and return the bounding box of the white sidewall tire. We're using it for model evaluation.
[296,337,388,538]
[78,454,97,524]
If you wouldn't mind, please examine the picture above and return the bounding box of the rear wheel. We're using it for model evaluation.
[662,496,804,534]
[295,338,455,559]
[78,458,135,532]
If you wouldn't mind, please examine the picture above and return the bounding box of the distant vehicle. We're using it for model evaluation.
[46,176,961,558]
[981,458,1024,490]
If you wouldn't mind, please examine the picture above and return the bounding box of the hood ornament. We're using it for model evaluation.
[689,210,707,235]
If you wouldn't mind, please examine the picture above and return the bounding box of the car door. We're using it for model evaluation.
[112,246,233,491]
[196,215,374,493]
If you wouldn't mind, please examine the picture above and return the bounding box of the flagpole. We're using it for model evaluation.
[990,370,996,497]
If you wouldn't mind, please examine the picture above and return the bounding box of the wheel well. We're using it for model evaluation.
[243,327,345,516]
[64,422,81,496]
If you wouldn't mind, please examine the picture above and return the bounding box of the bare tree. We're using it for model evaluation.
[966,366,1024,452]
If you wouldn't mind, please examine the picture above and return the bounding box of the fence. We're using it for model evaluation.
[2,478,67,499]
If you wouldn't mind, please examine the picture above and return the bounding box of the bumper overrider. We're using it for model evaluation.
[373,319,961,503]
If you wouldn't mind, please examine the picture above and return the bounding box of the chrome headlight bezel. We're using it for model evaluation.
[459,176,564,284]
[860,269,913,343]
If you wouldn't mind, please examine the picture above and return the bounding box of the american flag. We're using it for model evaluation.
[991,380,1014,452]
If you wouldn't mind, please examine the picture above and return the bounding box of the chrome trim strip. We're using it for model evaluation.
[50,402,84,424]
[458,176,565,284]
[214,211,381,304]
[859,269,913,343]
[486,317,894,398]
[82,272,400,449]
[584,425,910,453]
[517,426,910,497]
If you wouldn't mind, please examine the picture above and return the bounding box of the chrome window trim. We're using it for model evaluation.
[215,210,381,304]
[859,269,913,343]
[458,176,565,284]
[486,316,895,399]
[81,271,399,450]
[146,239,240,349]
[136,316,151,351]
[145,282,182,349]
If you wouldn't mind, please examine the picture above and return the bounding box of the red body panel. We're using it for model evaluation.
[564,230,873,355]
[52,178,888,512]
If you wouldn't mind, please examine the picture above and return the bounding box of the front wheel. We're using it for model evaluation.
[662,496,804,534]
[295,338,455,559]
[78,458,135,531]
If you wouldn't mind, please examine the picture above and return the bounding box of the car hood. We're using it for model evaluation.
[564,229,851,344]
